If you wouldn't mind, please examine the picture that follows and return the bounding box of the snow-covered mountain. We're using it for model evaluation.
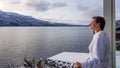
[116,20,120,33]
[116,20,120,28]
[0,10,79,26]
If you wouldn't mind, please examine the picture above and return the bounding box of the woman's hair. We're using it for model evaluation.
[92,16,105,30]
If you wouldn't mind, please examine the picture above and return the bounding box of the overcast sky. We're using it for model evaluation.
[0,0,119,25]
[116,0,120,20]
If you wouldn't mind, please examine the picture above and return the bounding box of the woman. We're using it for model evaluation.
[74,16,111,68]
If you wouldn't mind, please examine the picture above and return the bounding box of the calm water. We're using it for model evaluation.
[0,27,93,67]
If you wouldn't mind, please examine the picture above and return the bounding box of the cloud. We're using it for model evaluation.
[26,1,67,11]
[77,5,88,11]
[77,4,103,16]
[76,4,103,24]
[0,0,21,4]
[9,1,21,4]
[82,6,103,18]
[116,5,120,20]
[116,12,120,20]
[26,0,50,12]
[52,2,67,8]
[77,5,103,22]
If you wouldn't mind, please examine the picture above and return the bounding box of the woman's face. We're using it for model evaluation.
[90,19,100,31]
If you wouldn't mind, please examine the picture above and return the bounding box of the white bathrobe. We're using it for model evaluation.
[81,31,111,68]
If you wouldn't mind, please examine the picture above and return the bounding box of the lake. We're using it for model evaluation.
[0,27,93,67]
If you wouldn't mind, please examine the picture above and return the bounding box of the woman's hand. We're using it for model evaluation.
[74,62,82,68]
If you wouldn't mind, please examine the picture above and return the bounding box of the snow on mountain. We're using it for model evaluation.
[0,10,77,26]
[116,20,120,28]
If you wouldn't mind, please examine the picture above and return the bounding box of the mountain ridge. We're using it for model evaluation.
[0,10,88,26]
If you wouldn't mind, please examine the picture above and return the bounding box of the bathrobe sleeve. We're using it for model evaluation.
[81,34,108,68]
